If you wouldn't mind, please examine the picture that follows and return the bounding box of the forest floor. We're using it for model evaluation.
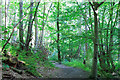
[2,61,90,79]
[40,61,90,78]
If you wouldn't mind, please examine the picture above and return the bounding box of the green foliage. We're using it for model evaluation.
[98,70,114,78]
[43,61,55,68]
[18,50,42,77]
[49,54,58,62]
[2,63,9,71]
[115,61,120,71]
[0,1,119,78]
[62,59,91,72]
[18,49,55,77]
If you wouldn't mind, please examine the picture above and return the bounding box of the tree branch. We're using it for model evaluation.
[88,0,95,12]
[96,0,106,8]
[31,1,40,24]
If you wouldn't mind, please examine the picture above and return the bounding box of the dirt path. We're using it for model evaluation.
[46,62,90,78]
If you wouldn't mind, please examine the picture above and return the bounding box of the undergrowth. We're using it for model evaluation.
[18,50,55,77]
[0,41,55,77]
[62,59,91,72]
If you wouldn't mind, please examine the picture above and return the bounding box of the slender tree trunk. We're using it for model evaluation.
[40,2,45,46]
[89,1,105,78]
[77,44,81,58]
[108,3,115,72]
[98,6,107,71]
[4,0,7,40]
[0,0,2,39]
[38,2,52,48]
[0,0,2,79]
[106,19,110,68]
[4,0,10,39]
[25,0,33,51]
[118,3,120,64]
[34,1,38,53]
[11,10,16,45]
[77,17,82,58]
[57,1,61,63]
[92,10,98,78]
[19,0,24,50]
[85,3,88,63]
[83,44,86,60]
[35,13,38,49]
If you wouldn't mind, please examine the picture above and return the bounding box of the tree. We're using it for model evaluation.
[89,1,105,78]
[25,0,34,51]
[107,2,116,72]
[98,5,107,71]
[19,0,24,50]
[25,0,40,51]
[40,2,46,46]
[84,3,88,64]
[118,1,120,64]
[0,0,2,79]
[34,2,38,50]
[57,1,61,63]
[11,8,17,45]
[4,0,7,40]
[0,0,2,39]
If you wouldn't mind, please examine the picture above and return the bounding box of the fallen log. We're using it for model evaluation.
[10,66,23,74]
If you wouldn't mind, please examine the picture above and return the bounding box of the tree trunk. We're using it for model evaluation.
[89,1,105,78]
[76,16,82,58]
[57,1,61,63]
[25,0,33,51]
[92,10,98,78]
[34,1,38,48]
[85,3,88,63]
[34,14,38,49]
[4,0,7,40]
[108,3,115,72]
[0,0,2,39]
[98,6,107,71]
[118,4,120,64]
[40,2,45,46]
[76,44,81,58]
[11,10,16,45]
[19,0,24,50]
[0,0,2,79]
[106,18,110,68]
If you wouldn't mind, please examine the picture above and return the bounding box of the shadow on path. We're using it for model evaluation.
[48,62,90,78]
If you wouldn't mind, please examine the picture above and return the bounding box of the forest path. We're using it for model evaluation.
[46,61,90,78]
